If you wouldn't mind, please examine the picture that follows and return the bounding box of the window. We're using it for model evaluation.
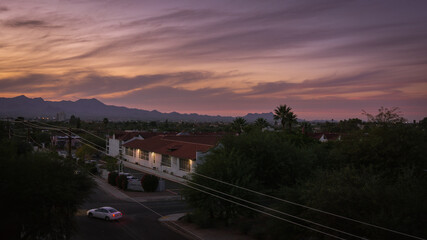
[125,147,133,156]
[161,154,171,167]
[179,158,191,172]
[138,150,149,160]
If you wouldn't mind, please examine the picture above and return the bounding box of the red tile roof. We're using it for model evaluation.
[162,135,222,146]
[123,135,219,160]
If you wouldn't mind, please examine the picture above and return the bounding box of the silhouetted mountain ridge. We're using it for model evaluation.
[0,95,275,122]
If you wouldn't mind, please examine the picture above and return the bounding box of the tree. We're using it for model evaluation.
[232,117,247,134]
[75,144,96,161]
[286,111,297,131]
[69,115,81,128]
[296,167,427,239]
[273,104,297,131]
[103,155,118,172]
[254,118,269,129]
[141,174,159,192]
[69,115,76,126]
[362,106,406,124]
[0,141,94,240]
[300,121,313,134]
[183,132,315,228]
[103,118,109,125]
[76,117,81,128]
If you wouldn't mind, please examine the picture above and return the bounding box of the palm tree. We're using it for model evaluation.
[274,104,292,129]
[286,111,297,131]
[232,117,247,134]
[254,118,269,129]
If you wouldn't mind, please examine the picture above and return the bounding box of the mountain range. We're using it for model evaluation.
[0,95,275,122]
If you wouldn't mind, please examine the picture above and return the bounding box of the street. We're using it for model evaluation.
[73,183,190,240]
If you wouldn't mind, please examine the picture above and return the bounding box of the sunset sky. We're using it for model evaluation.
[1,0,426,120]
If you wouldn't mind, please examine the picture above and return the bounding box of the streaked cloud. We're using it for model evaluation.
[3,19,59,28]
[0,0,426,120]
[0,6,9,12]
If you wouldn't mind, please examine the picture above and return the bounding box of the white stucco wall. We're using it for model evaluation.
[108,137,121,157]
[123,148,193,178]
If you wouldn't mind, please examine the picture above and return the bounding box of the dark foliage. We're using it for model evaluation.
[141,174,159,192]
[117,174,128,190]
[0,139,94,240]
[108,171,118,186]
[183,122,427,240]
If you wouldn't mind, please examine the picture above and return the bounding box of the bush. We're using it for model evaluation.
[141,174,159,192]
[108,171,118,186]
[185,209,214,228]
[117,174,128,190]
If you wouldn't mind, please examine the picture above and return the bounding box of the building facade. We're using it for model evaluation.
[122,135,220,177]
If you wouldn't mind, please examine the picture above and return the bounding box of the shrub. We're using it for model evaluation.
[141,174,159,192]
[108,171,118,186]
[186,209,213,228]
[118,175,128,190]
[115,175,120,187]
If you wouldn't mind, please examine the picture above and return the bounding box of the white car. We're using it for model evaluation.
[120,172,134,179]
[87,206,123,221]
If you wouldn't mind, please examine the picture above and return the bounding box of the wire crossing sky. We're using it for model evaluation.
[1,0,426,120]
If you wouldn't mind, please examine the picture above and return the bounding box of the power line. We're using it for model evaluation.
[186,180,366,239]
[180,180,347,240]
[4,125,201,239]
[21,121,107,151]
[69,138,348,240]
[77,127,106,142]
[34,121,68,130]
[6,119,424,240]
[191,172,426,240]
[29,135,44,149]
[32,120,106,142]
[63,151,203,239]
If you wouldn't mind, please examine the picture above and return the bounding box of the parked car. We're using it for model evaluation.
[87,206,122,221]
[120,172,137,180]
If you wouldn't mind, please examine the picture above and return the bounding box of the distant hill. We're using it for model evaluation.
[0,95,275,122]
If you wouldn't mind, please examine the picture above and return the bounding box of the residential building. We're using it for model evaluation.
[106,131,161,158]
[122,135,221,177]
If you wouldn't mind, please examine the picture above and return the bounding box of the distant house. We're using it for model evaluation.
[51,135,81,148]
[122,135,221,177]
[309,133,341,143]
[107,131,161,158]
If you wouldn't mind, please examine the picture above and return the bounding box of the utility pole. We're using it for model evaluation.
[68,127,72,160]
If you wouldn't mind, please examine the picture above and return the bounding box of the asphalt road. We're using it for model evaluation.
[73,184,190,240]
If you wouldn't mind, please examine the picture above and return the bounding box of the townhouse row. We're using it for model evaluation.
[107,132,222,177]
